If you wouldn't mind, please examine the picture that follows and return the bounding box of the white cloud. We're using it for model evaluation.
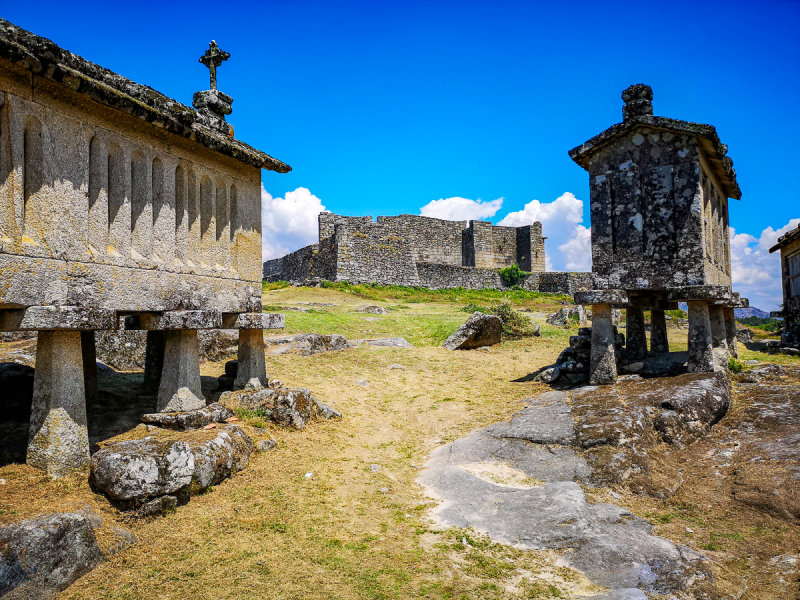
[558,225,592,271]
[261,186,326,261]
[730,218,800,312]
[420,196,503,221]
[498,192,589,272]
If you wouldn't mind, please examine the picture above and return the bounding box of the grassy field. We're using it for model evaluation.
[0,284,797,599]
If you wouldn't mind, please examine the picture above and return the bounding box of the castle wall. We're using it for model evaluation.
[263,212,570,292]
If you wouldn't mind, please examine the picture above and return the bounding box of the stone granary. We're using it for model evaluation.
[0,20,289,477]
[769,223,800,348]
[570,84,747,384]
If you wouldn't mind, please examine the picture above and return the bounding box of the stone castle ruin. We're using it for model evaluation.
[0,20,288,476]
[571,84,748,384]
[264,212,591,294]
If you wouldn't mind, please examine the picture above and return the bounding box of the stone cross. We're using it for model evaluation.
[199,40,230,91]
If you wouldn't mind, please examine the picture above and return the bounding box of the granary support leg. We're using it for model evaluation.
[143,330,166,394]
[723,307,738,359]
[625,306,647,361]
[157,330,205,412]
[80,331,99,405]
[28,331,90,478]
[687,301,715,373]
[589,303,617,385]
[650,309,669,354]
[709,305,728,353]
[235,329,267,390]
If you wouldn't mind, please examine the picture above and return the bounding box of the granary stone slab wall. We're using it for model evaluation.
[538,272,594,296]
[582,129,732,291]
[770,225,800,331]
[265,212,561,291]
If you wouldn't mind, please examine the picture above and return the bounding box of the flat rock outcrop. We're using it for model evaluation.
[140,403,234,430]
[442,312,502,350]
[90,424,253,510]
[0,513,103,597]
[264,333,349,356]
[219,387,341,429]
[418,375,731,597]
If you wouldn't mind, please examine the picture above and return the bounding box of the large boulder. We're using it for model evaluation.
[442,312,502,350]
[0,513,103,597]
[90,438,195,503]
[90,425,253,509]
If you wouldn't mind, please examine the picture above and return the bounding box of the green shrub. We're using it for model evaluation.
[727,358,744,373]
[498,263,529,287]
[461,300,538,338]
[738,316,782,332]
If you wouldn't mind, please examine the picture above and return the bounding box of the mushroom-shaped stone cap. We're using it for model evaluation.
[622,83,653,121]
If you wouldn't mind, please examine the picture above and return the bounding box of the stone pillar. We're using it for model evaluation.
[143,331,166,394]
[709,305,728,350]
[625,306,647,360]
[650,309,669,354]
[80,331,99,405]
[687,301,715,373]
[589,303,617,385]
[235,329,268,390]
[157,330,205,412]
[723,307,738,359]
[28,331,90,478]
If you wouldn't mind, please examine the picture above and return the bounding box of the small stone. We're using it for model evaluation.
[203,423,217,430]
[354,379,369,387]
[379,487,389,494]
[685,527,694,534]
[257,439,277,452]
[304,472,313,479]
[138,495,178,517]
[387,364,406,370]
[369,464,380,472]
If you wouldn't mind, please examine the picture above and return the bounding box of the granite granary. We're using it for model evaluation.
[769,223,800,349]
[570,84,748,384]
[263,212,592,294]
[0,20,288,477]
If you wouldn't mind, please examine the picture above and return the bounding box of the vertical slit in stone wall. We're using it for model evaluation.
[87,136,107,260]
[215,179,229,271]
[130,151,152,261]
[175,164,187,265]
[0,99,16,248]
[107,143,128,259]
[229,184,238,274]
[200,176,214,268]
[22,117,44,248]
[187,168,200,266]
[152,157,174,265]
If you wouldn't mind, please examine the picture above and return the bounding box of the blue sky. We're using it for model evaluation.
[3,1,799,309]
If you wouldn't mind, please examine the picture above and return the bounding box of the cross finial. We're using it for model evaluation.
[199,40,230,91]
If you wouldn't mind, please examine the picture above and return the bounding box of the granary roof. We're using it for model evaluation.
[769,223,800,254]
[569,84,740,200]
[0,19,291,173]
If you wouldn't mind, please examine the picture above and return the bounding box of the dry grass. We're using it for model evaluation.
[1,287,798,599]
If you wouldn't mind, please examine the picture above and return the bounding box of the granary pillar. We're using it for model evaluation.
[143,331,166,394]
[0,306,115,478]
[723,307,738,359]
[687,301,715,373]
[125,310,223,412]
[650,309,669,354]
[28,331,90,477]
[625,306,647,361]
[709,305,728,351]
[80,331,99,405]
[158,330,204,412]
[222,313,285,390]
[589,304,618,385]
